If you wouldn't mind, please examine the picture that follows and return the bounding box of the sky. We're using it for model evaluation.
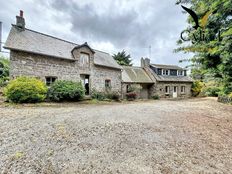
[0,0,192,66]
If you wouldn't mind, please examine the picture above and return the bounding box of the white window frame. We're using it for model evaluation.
[178,70,184,76]
[165,86,170,94]
[162,69,169,76]
[80,53,90,66]
[181,86,185,93]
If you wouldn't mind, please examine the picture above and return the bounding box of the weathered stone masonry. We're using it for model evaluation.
[10,50,122,93]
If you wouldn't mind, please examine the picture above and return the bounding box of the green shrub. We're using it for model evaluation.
[91,89,106,101]
[0,56,9,79]
[152,94,160,100]
[228,92,232,98]
[91,89,121,101]
[0,77,9,87]
[203,86,221,97]
[47,80,85,102]
[126,92,137,101]
[106,91,121,101]
[4,76,47,103]
[191,81,204,97]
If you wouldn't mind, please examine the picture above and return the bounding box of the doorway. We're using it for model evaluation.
[80,75,90,95]
[173,86,178,98]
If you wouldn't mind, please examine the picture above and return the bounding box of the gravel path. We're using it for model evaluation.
[0,98,232,173]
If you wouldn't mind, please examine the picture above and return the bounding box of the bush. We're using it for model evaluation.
[203,86,221,97]
[126,92,137,101]
[191,81,204,97]
[152,94,160,100]
[47,80,85,102]
[91,89,121,101]
[106,91,121,101]
[0,77,9,87]
[91,89,106,101]
[228,92,232,98]
[0,56,9,79]
[4,76,47,103]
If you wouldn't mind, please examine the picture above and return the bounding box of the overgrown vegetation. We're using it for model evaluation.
[191,80,204,97]
[113,50,133,66]
[0,55,10,87]
[152,94,160,100]
[91,89,120,101]
[125,92,137,101]
[175,0,232,97]
[4,76,47,103]
[47,80,85,102]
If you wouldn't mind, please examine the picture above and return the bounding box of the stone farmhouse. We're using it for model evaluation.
[4,11,122,96]
[4,11,193,99]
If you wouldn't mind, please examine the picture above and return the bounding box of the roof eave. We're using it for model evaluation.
[5,47,75,61]
[94,63,122,70]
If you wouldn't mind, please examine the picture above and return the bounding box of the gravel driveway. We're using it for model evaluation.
[0,98,232,173]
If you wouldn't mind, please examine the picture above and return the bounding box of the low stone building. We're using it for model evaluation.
[121,66,153,99]
[4,11,122,95]
[121,58,193,99]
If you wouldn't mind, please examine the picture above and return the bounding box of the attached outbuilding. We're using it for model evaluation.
[122,66,154,99]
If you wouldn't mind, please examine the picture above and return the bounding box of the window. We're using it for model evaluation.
[105,79,111,90]
[178,70,183,76]
[157,69,162,75]
[80,53,90,66]
[162,69,169,75]
[170,69,177,76]
[181,86,185,93]
[46,77,57,86]
[165,86,170,94]
[173,86,177,93]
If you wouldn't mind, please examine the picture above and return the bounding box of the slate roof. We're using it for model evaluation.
[149,64,193,82]
[151,64,187,70]
[122,66,153,83]
[4,25,121,69]
[154,74,193,82]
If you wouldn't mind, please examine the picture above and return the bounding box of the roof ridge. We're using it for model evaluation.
[123,66,142,68]
[12,24,110,55]
[12,24,78,45]
[152,63,181,67]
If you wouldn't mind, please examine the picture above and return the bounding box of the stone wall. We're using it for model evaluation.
[121,83,154,99]
[122,83,142,99]
[10,51,81,81]
[153,81,192,98]
[92,66,122,92]
[10,50,122,93]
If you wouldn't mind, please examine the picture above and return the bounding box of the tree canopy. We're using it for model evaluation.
[175,0,232,94]
[113,50,133,66]
[0,55,9,79]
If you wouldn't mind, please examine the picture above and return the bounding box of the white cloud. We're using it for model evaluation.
[0,0,192,67]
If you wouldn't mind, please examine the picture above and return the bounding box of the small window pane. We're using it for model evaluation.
[80,53,90,66]
[105,80,111,89]
[46,77,57,86]
[181,86,185,93]
[165,86,170,93]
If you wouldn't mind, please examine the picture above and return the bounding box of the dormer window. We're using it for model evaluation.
[80,53,90,66]
[162,69,169,76]
[178,70,183,76]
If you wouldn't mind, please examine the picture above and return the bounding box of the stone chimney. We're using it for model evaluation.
[141,57,145,67]
[144,58,150,67]
[16,10,25,30]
